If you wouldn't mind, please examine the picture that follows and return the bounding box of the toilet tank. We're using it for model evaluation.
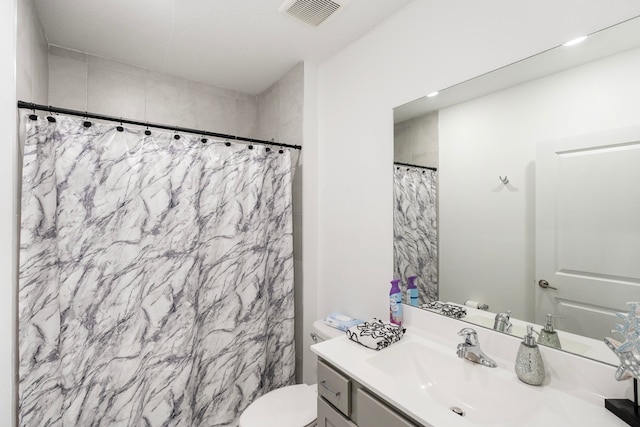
[303,320,345,385]
[311,320,344,343]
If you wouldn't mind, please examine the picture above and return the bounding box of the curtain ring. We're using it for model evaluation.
[28,105,38,121]
[46,106,56,123]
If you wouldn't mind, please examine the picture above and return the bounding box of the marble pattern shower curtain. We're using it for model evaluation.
[393,165,438,304]
[19,116,295,427]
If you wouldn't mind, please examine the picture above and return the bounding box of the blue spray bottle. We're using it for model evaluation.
[389,279,403,326]
[407,276,419,307]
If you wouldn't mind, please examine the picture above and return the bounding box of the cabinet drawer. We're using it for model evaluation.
[356,388,418,427]
[317,360,351,416]
[317,397,357,427]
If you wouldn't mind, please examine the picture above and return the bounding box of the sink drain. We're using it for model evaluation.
[450,406,465,417]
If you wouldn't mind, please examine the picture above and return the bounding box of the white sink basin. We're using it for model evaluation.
[367,340,543,425]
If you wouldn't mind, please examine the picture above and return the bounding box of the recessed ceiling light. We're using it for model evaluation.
[427,91,439,98]
[563,36,588,47]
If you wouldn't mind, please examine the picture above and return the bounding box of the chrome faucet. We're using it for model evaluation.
[456,328,497,368]
[493,311,513,333]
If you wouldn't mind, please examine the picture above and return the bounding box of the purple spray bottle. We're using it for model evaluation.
[389,279,403,326]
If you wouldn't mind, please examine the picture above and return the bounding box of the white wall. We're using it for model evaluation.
[314,1,640,323]
[439,46,640,321]
[2,0,17,424]
[17,0,48,104]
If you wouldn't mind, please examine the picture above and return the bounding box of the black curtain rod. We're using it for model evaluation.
[17,101,302,151]
[394,162,437,172]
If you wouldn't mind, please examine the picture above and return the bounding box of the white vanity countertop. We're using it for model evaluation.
[311,310,630,427]
[311,333,627,426]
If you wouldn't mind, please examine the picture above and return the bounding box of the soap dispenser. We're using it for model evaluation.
[537,314,562,349]
[515,326,545,386]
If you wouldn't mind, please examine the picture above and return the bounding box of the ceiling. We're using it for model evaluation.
[33,0,413,95]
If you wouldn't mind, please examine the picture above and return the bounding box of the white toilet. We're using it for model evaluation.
[239,320,343,427]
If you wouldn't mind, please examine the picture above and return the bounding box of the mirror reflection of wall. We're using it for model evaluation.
[437,44,640,330]
[392,15,640,366]
[393,112,439,305]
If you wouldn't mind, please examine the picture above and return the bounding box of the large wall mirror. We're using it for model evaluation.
[393,15,640,366]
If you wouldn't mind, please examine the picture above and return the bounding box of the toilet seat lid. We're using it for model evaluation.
[240,384,316,427]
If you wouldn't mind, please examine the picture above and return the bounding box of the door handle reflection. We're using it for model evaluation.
[538,279,558,290]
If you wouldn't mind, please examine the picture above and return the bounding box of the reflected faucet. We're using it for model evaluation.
[493,311,513,334]
[456,328,497,368]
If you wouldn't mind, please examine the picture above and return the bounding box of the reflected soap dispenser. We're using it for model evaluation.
[389,279,403,326]
[515,326,545,386]
[538,314,562,349]
[406,276,419,307]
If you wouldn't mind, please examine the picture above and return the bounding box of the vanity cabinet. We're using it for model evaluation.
[317,397,356,427]
[317,360,422,427]
[356,388,416,427]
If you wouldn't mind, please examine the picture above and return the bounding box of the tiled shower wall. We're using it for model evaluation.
[48,46,261,137]
[394,111,439,168]
[256,64,305,381]
[46,48,306,381]
[17,0,48,105]
[16,0,49,298]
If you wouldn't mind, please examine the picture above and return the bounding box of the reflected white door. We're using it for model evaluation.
[535,125,640,340]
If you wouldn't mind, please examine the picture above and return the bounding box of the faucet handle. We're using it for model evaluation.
[495,310,512,319]
[493,311,513,333]
[458,327,479,344]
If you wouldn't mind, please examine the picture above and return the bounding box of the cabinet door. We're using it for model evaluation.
[356,389,418,427]
[317,397,357,427]
[317,361,351,417]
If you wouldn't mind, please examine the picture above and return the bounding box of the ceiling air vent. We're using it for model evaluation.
[279,0,348,27]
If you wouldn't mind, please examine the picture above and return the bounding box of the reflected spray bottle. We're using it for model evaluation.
[390,279,403,326]
[407,276,419,307]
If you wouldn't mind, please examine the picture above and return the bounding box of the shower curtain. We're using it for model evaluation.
[18,116,295,427]
[393,165,438,304]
